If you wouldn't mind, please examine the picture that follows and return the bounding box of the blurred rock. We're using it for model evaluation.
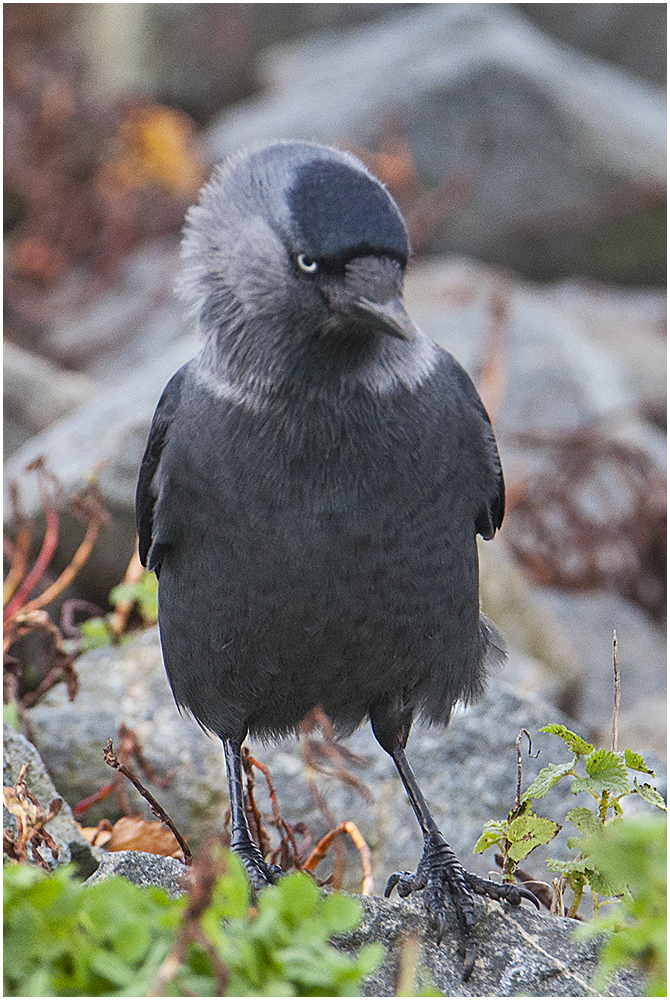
[25,627,665,897]
[76,5,410,120]
[3,721,100,877]
[205,3,665,284]
[531,588,667,758]
[519,3,667,88]
[3,341,97,459]
[404,256,666,624]
[3,284,197,606]
[39,237,182,378]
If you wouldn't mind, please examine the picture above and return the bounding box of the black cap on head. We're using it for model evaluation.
[287,158,409,266]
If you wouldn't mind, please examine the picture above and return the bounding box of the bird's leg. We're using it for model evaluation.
[223,738,282,889]
[385,746,539,981]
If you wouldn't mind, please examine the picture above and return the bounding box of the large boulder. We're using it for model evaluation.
[206,3,665,283]
[85,850,645,997]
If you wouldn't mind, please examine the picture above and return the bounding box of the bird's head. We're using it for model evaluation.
[180,141,435,399]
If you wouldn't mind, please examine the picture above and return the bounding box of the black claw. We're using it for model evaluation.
[385,873,401,898]
[517,885,542,909]
[462,942,477,982]
[386,837,541,982]
[434,908,448,946]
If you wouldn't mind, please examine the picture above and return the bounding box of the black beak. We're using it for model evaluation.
[351,295,417,341]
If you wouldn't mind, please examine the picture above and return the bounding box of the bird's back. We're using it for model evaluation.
[151,348,502,742]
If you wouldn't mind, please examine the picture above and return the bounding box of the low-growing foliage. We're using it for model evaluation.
[3,850,384,997]
[576,814,667,997]
[475,723,667,994]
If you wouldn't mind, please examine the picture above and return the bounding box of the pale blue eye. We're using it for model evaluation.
[296,254,319,273]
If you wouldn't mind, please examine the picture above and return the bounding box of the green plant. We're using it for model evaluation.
[474,724,666,916]
[3,849,384,997]
[79,571,158,650]
[577,814,667,997]
[4,861,177,996]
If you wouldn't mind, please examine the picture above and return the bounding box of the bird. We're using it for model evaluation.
[136,140,538,979]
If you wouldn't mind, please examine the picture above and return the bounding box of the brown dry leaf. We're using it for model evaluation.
[107,815,184,858]
[77,821,113,849]
[3,764,62,868]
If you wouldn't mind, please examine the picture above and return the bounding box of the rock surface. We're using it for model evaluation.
[84,848,645,997]
[207,3,665,283]
[84,848,186,898]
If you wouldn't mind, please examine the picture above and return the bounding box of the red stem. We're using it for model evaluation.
[4,509,59,620]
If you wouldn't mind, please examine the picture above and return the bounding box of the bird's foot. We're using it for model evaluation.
[385,833,539,981]
[233,840,283,891]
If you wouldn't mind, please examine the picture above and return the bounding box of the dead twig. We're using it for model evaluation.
[303,820,374,896]
[104,738,191,865]
[514,729,539,812]
[3,763,63,869]
[3,483,32,606]
[244,747,302,872]
[611,630,620,753]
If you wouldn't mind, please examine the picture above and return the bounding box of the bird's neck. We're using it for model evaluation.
[197,316,439,410]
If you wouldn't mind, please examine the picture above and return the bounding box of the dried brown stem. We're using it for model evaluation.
[71,782,116,817]
[104,739,191,864]
[3,483,32,606]
[303,820,374,895]
[3,507,59,620]
[611,630,620,753]
[246,749,302,872]
[108,546,145,640]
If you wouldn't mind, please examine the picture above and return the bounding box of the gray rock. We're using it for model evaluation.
[84,848,186,898]
[520,3,666,87]
[3,341,97,459]
[82,848,645,997]
[3,328,198,605]
[206,4,665,281]
[350,891,645,997]
[3,721,100,877]
[27,627,228,846]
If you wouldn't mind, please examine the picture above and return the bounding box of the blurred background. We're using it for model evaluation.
[3,4,666,861]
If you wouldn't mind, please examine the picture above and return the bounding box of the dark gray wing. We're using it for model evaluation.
[474,416,505,539]
[449,360,505,540]
[136,368,185,572]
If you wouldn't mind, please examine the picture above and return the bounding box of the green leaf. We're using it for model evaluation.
[473,819,509,854]
[506,812,561,863]
[566,806,601,836]
[320,893,363,935]
[634,779,667,812]
[110,572,158,625]
[79,616,114,650]
[3,701,20,730]
[522,759,577,801]
[624,748,655,775]
[571,749,630,797]
[539,724,594,755]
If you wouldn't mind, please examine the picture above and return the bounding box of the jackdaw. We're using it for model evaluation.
[136,140,538,979]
